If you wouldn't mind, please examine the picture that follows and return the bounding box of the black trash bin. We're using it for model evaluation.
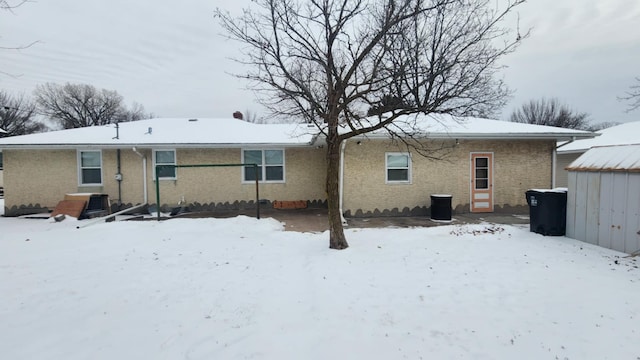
[525,189,567,236]
[430,194,452,221]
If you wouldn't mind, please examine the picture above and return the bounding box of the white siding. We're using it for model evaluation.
[565,171,577,240]
[624,175,640,253]
[567,170,640,254]
[555,152,581,188]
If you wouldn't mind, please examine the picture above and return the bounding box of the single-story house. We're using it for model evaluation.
[0,114,595,218]
[556,121,639,187]
[565,144,640,254]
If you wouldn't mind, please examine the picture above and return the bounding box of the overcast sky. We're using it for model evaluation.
[1,0,639,126]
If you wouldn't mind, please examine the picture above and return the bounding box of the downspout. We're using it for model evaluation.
[116,149,122,205]
[339,139,347,225]
[132,147,148,203]
[551,148,557,189]
[553,136,577,188]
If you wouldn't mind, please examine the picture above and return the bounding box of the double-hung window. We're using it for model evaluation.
[78,150,102,185]
[154,149,177,180]
[386,152,411,183]
[243,149,284,182]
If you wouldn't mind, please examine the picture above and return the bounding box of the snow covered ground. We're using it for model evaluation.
[1,204,639,359]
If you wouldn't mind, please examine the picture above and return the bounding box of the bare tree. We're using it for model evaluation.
[34,83,151,129]
[619,77,640,112]
[114,102,153,122]
[509,98,591,130]
[216,0,526,249]
[1,0,26,10]
[0,90,47,136]
[244,109,267,123]
[585,121,620,132]
[1,0,38,77]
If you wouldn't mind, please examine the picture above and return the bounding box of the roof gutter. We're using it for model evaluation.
[351,132,598,141]
[339,139,348,226]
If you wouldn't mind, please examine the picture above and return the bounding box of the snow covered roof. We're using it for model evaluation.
[0,118,318,149]
[350,113,596,141]
[558,121,640,153]
[566,144,640,172]
[0,114,596,149]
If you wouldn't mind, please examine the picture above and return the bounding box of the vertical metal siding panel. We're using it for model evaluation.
[624,174,640,253]
[610,173,627,252]
[565,171,577,239]
[598,173,614,250]
[585,172,601,245]
[574,172,589,242]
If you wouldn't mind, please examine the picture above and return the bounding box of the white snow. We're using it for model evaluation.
[558,121,640,153]
[370,113,596,138]
[0,118,315,147]
[1,213,639,359]
[0,114,595,149]
[567,144,640,171]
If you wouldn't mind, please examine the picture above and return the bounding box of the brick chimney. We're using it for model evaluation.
[233,111,243,120]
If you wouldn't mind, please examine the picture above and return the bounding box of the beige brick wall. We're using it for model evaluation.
[3,149,79,213]
[4,141,552,216]
[3,147,326,215]
[149,147,326,206]
[343,139,554,215]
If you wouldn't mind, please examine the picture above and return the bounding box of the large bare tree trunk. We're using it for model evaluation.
[326,137,349,250]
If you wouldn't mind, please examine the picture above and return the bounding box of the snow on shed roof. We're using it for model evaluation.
[353,113,596,140]
[558,121,640,153]
[566,144,640,172]
[0,118,317,149]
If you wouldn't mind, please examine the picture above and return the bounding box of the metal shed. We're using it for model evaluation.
[565,144,640,254]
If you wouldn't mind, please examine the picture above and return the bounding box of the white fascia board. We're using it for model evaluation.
[354,132,598,141]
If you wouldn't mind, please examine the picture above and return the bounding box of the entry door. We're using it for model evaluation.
[470,153,493,212]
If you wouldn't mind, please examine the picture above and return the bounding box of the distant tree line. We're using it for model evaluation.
[0,83,153,136]
[509,97,618,132]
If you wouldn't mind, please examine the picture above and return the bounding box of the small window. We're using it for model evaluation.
[0,152,3,170]
[154,150,177,180]
[78,150,102,185]
[242,149,284,182]
[475,157,489,189]
[386,153,411,183]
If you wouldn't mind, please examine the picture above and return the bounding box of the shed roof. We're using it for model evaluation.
[558,121,640,153]
[566,144,640,172]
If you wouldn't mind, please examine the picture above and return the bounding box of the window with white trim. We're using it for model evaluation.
[242,149,284,182]
[386,152,411,183]
[154,149,177,180]
[78,150,102,185]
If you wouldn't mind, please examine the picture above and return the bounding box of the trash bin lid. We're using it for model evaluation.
[431,194,452,197]
[527,188,567,193]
